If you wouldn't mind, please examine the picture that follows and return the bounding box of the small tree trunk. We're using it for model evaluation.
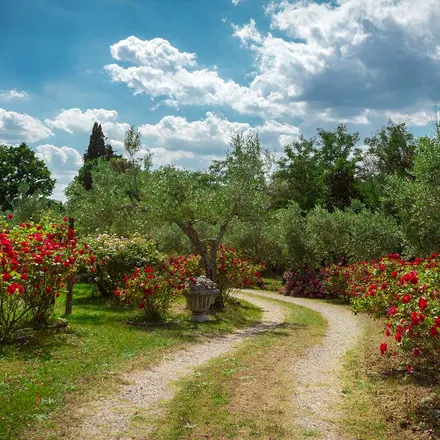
[201,245,224,311]
[64,217,75,317]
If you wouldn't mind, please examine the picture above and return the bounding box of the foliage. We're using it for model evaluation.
[384,135,440,256]
[86,234,164,296]
[364,120,416,179]
[283,265,326,298]
[142,133,271,308]
[0,284,262,440]
[273,125,362,212]
[66,159,150,236]
[0,215,95,342]
[0,143,55,211]
[351,254,440,371]
[116,255,201,321]
[77,122,118,190]
[215,245,264,302]
[305,206,401,266]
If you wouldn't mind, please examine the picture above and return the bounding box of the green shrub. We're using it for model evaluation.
[87,234,164,296]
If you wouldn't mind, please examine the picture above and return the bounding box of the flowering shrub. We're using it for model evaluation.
[349,253,440,371]
[320,264,350,302]
[0,215,95,342]
[283,265,326,298]
[115,254,200,321]
[216,245,264,302]
[115,246,263,319]
[86,234,164,296]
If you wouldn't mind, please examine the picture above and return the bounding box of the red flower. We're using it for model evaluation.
[63,217,68,222]
[137,303,145,309]
[402,294,412,304]
[20,273,28,280]
[406,364,413,374]
[418,298,428,311]
[430,327,439,337]
[387,306,398,316]
[2,273,11,282]
[413,348,420,357]
[391,271,398,278]
[6,213,13,220]
[380,343,388,354]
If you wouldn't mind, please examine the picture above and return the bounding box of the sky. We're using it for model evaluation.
[1,0,440,200]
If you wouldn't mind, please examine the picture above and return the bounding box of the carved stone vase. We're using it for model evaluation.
[184,276,219,322]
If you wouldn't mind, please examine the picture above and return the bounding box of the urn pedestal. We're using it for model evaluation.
[184,276,219,322]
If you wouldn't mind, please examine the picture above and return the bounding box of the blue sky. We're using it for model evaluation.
[1,0,440,200]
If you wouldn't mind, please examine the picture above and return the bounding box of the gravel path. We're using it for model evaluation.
[243,290,365,440]
[65,294,287,440]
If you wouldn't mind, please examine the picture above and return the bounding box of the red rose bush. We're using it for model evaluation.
[348,254,440,370]
[0,215,96,342]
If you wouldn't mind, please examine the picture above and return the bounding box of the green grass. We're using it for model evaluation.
[145,294,327,440]
[0,284,262,440]
[339,318,440,440]
[261,276,284,292]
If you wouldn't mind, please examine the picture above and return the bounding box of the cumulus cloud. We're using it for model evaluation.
[36,144,83,201]
[232,19,263,47]
[259,0,440,112]
[0,109,53,144]
[105,36,293,118]
[139,112,300,156]
[232,0,242,6]
[110,36,196,69]
[45,108,131,144]
[105,1,440,125]
[0,89,28,101]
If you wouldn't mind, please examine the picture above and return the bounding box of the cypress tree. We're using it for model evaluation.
[79,122,117,190]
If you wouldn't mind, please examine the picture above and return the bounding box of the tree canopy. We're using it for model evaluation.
[0,143,55,211]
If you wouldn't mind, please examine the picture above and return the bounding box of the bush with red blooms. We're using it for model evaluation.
[116,246,264,319]
[349,253,440,371]
[283,265,326,298]
[115,254,201,321]
[216,245,264,302]
[320,264,351,302]
[0,214,96,342]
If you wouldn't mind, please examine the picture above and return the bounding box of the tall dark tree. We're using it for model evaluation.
[0,143,55,211]
[365,120,416,178]
[272,124,362,212]
[316,124,362,211]
[79,122,117,190]
[271,136,324,211]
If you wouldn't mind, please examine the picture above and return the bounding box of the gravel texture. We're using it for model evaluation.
[65,294,287,440]
[244,290,365,440]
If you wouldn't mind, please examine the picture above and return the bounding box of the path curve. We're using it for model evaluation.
[66,294,287,440]
[242,289,365,440]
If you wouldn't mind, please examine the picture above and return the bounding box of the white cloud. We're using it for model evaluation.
[110,36,196,69]
[385,110,433,127]
[45,108,131,143]
[105,36,293,118]
[232,19,263,47]
[104,1,440,127]
[45,108,118,134]
[0,109,53,144]
[36,144,83,201]
[232,0,242,6]
[0,89,28,101]
[139,112,300,155]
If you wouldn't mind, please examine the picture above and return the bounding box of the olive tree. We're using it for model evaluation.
[142,133,271,308]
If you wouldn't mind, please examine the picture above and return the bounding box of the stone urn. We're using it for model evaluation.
[184,276,219,322]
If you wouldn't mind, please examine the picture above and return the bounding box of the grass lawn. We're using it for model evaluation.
[0,283,262,440]
[340,317,440,440]
[145,293,327,440]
